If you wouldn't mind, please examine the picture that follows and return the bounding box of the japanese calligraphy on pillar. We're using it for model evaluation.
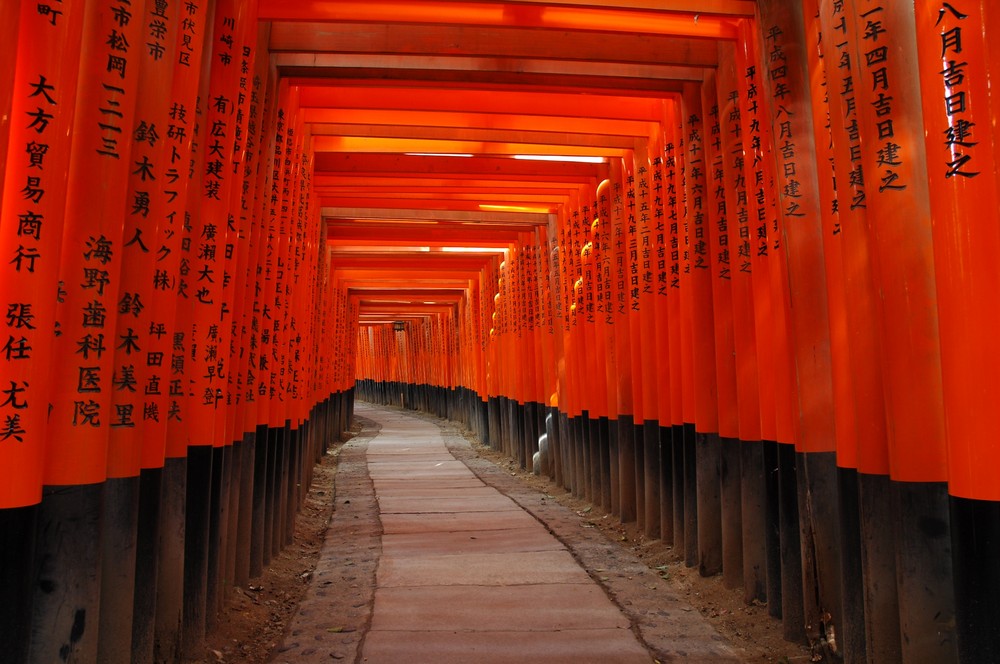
[625,167,639,311]
[664,138,682,287]
[46,0,144,485]
[612,179,627,317]
[0,1,83,505]
[931,3,978,179]
[708,101,731,281]
[685,110,709,274]
[855,2,907,192]
[825,0,867,215]
[727,86,751,275]
[109,0,178,474]
[160,0,207,456]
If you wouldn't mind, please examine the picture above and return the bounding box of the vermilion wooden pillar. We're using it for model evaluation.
[681,82,723,579]
[101,0,180,660]
[701,69,744,592]
[716,39,767,608]
[35,1,147,662]
[914,2,999,660]
[852,2,958,662]
[757,0,845,649]
[155,1,212,659]
[633,139,661,541]
[0,3,85,661]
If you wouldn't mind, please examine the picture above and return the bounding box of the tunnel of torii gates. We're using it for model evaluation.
[3,0,1000,662]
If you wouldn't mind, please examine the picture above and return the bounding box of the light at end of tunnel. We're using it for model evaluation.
[512,155,606,164]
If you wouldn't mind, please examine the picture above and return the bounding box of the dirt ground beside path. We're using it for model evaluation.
[185,407,811,663]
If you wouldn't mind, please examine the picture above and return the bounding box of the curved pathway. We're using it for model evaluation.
[276,404,738,663]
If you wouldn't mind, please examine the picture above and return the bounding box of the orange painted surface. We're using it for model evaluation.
[804,0,857,465]
[45,0,145,486]
[847,0,947,483]
[682,83,719,434]
[916,1,1000,498]
[647,123,670,428]
[0,0,84,503]
[701,71,740,440]
[162,0,213,459]
[634,140,661,425]
[259,1,740,40]
[665,112,685,427]
[735,21,777,444]
[717,41,762,442]
[298,86,666,122]
[816,0,888,474]
[609,159,634,420]
[108,0,181,477]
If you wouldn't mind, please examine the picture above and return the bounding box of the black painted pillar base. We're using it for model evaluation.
[763,440,783,619]
[206,445,226,630]
[608,418,620,517]
[795,451,843,652]
[235,430,255,587]
[777,443,805,643]
[567,415,580,497]
[671,424,685,555]
[250,424,268,578]
[585,415,595,503]
[951,494,1000,663]
[29,483,103,664]
[618,416,636,523]
[720,437,743,590]
[155,456,186,663]
[598,417,611,512]
[893,481,957,662]
[658,425,673,546]
[741,440,767,605]
[683,423,698,567]
[225,439,242,607]
[98,475,140,664]
[131,467,162,664]
[836,467,866,664]
[0,503,36,664]
[696,432,722,577]
[643,420,661,540]
[546,407,560,486]
[182,446,213,656]
[634,420,646,533]
[858,472,901,662]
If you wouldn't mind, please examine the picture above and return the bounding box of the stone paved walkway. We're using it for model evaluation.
[276,404,739,663]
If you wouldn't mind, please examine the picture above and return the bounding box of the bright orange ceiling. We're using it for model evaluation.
[264,0,753,320]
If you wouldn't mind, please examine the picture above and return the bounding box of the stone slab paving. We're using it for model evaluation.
[277,404,741,663]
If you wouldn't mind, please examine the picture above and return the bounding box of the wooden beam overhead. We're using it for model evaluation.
[322,206,551,225]
[313,153,605,179]
[259,1,741,39]
[300,108,657,138]
[313,175,591,191]
[275,53,707,85]
[307,123,636,150]
[268,23,720,67]
[297,85,671,121]
[282,69,687,96]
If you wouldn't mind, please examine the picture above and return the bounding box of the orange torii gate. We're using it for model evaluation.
[4,2,1000,662]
